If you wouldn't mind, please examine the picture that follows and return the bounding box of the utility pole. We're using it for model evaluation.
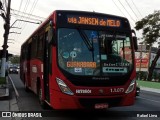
[148,48,160,81]
[0,0,11,77]
[138,43,143,80]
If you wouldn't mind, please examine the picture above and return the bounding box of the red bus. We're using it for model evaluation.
[20,10,138,109]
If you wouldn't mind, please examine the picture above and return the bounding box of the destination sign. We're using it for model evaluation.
[67,15,121,27]
[67,62,96,68]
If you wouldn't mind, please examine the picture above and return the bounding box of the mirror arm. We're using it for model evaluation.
[131,29,138,51]
[49,20,56,46]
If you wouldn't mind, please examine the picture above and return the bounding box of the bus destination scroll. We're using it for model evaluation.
[67,15,121,27]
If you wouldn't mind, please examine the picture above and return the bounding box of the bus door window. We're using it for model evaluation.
[37,35,44,60]
[45,32,49,58]
[99,32,114,59]
[120,37,132,63]
[43,31,50,101]
[26,41,32,87]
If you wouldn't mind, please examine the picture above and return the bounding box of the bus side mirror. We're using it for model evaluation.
[49,20,56,46]
[131,30,138,51]
[133,36,138,51]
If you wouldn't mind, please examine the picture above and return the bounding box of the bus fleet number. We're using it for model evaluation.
[110,88,124,93]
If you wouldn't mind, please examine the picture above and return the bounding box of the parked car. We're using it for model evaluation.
[136,82,140,96]
[9,66,19,74]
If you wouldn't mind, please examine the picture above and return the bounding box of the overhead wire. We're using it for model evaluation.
[10,0,144,55]
[10,0,31,55]
[126,0,144,34]
[11,0,40,54]
[112,0,142,38]
[112,0,135,28]
[11,9,45,21]
[9,0,25,49]
[117,0,136,23]
[10,0,30,36]
[17,0,23,14]
[112,0,126,17]
[29,0,38,14]
[124,0,139,20]
[131,0,143,18]
[16,0,39,44]
[9,0,23,40]
[20,0,39,34]
[18,0,30,27]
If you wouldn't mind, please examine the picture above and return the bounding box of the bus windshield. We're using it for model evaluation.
[58,28,133,76]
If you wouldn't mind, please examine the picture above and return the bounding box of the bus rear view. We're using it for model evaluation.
[20,10,137,109]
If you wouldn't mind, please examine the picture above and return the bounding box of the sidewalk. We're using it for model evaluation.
[0,77,9,100]
[0,76,19,120]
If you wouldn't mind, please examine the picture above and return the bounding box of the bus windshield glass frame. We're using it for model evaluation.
[57,28,133,76]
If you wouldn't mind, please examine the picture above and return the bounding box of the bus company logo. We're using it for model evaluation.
[2,112,42,118]
[99,89,104,94]
[2,112,11,117]
[76,89,92,94]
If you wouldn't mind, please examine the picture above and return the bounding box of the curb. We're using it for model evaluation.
[140,86,160,94]
[8,75,19,98]
[0,77,10,99]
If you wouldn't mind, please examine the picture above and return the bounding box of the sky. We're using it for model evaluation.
[0,0,160,55]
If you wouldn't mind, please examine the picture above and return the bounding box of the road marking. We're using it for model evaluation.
[138,96,160,103]
[8,75,19,98]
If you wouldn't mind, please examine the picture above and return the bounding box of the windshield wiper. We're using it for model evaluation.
[78,29,94,51]
[78,29,95,61]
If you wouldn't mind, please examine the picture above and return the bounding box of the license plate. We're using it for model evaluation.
[95,103,109,109]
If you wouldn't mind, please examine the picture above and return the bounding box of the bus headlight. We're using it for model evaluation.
[125,79,136,94]
[56,78,74,95]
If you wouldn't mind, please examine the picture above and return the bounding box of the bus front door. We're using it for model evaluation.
[43,32,50,102]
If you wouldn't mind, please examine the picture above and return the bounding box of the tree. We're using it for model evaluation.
[135,10,160,46]
[135,10,160,81]
[9,55,20,64]
[0,0,11,77]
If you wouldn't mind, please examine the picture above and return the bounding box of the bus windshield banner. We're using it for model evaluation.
[67,15,121,27]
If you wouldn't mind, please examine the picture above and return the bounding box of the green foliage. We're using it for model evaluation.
[135,10,160,46]
[9,55,20,64]
[137,80,160,89]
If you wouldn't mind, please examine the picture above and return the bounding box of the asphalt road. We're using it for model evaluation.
[9,74,160,120]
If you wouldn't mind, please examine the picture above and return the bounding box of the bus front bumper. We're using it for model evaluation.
[49,89,136,109]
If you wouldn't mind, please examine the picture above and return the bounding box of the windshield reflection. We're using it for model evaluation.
[58,28,133,76]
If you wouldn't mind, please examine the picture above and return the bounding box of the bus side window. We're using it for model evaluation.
[37,35,44,60]
[27,42,31,60]
[31,36,38,58]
